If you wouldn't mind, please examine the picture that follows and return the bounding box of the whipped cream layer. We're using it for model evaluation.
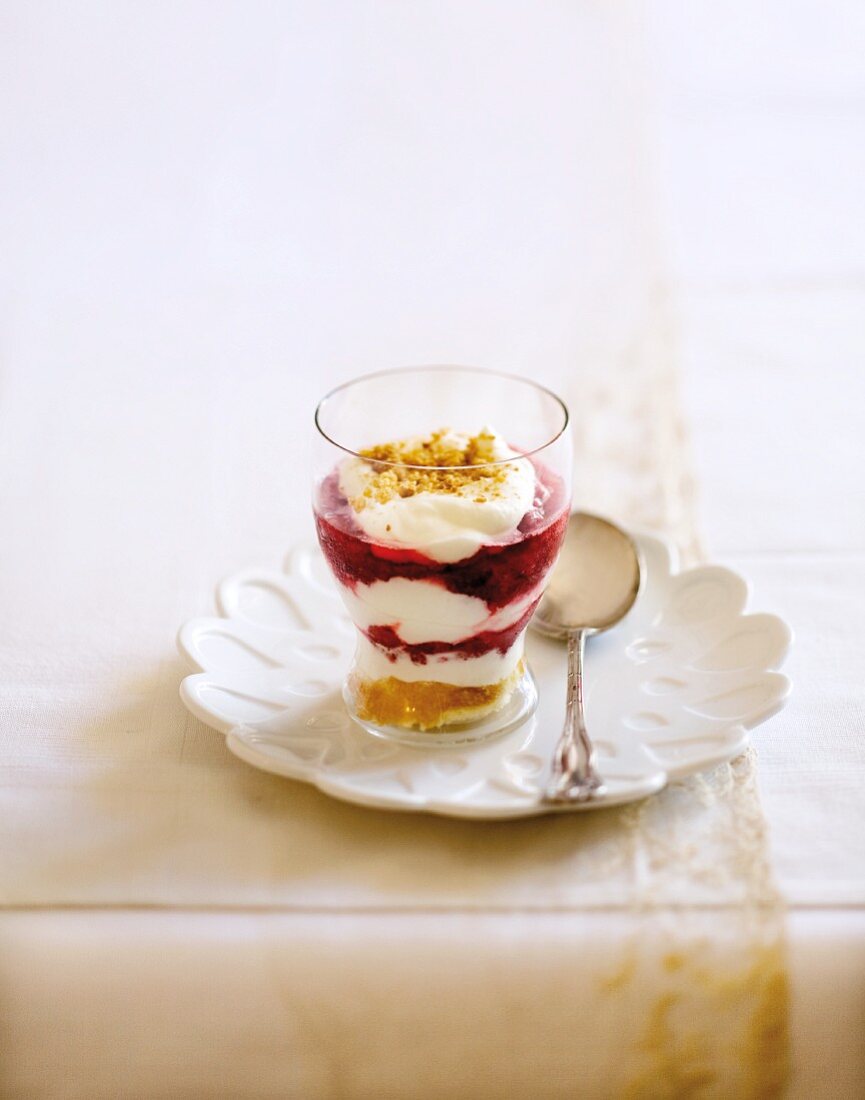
[353,633,524,687]
[338,577,544,645]
[338,426,536,564]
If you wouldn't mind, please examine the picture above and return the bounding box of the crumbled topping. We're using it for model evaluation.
[350,428,516,508]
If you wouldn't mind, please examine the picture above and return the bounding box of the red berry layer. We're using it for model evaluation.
[362,597,541,666]
[315,460,568,618]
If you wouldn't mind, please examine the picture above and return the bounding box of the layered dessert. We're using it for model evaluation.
[314,427,568,732]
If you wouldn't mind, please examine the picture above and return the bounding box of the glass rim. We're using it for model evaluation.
[314,365,570,470]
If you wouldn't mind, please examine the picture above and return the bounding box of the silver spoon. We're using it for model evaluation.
[531,513,642,804]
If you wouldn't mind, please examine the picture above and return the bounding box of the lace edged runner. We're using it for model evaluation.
[568,304,789,1098]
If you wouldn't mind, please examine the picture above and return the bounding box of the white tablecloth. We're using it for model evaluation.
[2,3,864,1097]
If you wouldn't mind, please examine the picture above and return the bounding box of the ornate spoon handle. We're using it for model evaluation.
[543,629,606,803]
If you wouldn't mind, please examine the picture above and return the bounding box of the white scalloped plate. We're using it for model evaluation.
[177,533,792,818]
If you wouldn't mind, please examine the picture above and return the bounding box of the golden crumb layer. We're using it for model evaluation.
[351,663,523,731]
[352,428,515,509]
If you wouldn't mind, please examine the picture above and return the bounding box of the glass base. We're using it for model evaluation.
[344,664,538,748]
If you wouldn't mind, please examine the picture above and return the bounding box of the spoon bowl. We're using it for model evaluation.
[534,512,642,638]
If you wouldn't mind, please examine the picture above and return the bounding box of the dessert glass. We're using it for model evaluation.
[312,366,572,746]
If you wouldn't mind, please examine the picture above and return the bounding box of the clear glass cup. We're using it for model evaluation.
[312,366,572,746]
